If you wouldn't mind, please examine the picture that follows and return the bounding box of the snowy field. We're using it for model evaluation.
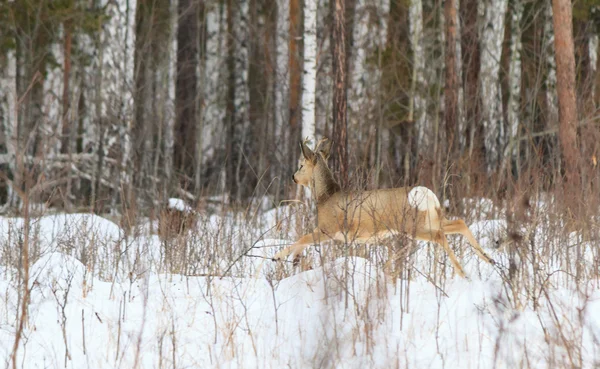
[0,198,599,368]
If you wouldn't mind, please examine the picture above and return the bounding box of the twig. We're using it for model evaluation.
[411,266,449,298]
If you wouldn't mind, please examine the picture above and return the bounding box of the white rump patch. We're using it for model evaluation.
[407,186,441,212]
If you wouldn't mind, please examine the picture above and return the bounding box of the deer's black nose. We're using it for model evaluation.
[292,175,297,183]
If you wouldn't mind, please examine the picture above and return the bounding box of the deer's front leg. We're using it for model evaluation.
[273,229,328,262]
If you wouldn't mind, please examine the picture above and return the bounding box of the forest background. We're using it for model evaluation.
[1,0,599,224]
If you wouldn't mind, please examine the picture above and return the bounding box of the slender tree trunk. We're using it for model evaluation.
[552,0,580,193]
[61,18,73,208]
[332,0,348,187]
[225,0,237,199]
[61,19,72,155]
[248,0,266,189]
[460,0,483,166]
[133,1,150,187]
[174,0,199,188]
[302,0,318,143]
[500,0,523,177]
[444,0,458,157]
[288,0,302,173]
[479,0,508,172]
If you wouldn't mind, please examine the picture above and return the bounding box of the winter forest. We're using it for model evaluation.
[1,0,598,212]
[1,0,600,368]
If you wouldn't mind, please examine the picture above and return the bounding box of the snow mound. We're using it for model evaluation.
[168,198,193,212]
[29,252,87,301]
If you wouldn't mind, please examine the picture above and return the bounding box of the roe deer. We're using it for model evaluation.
[273,138,494,278]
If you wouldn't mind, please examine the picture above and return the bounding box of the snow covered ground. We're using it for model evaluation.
[0,199,598,368]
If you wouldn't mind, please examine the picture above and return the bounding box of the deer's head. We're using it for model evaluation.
[293,137,333,187]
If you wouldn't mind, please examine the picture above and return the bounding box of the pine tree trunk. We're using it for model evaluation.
[552,0,580,192]
[332,0,348,187]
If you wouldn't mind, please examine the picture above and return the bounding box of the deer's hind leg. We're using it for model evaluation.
[416,230,467,278]
[442,219,494,264]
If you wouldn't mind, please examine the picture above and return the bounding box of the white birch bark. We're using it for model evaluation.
[315,0,332,133]
[409,0,427,143]
[302,0,318,143]
[203,4,228,163]
[234,0,250,199]
[165,0,178,186]
[478,0,508,170]
[0,51,17,207]
[500,0,523,173]
[100,0,136,186]
[506,0,522,155]
[44,42,63,155]
[274,0,290,141]
[591,33,598,102]
[453,0,464,149]
[543,2,558,127]
[349,0,390,145]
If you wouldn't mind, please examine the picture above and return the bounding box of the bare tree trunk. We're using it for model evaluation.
[225,0,237,199]
[288,0,302,174]
[174,0,199,189]
[247,0,265,194]
[332,0,348,187]
[302,0,317,144]
[460,0,483,169]
[61,19,73,155]
[444,0,458,157]
[552,0,580,193]
[479,0,508,172]
[61,18,73,209]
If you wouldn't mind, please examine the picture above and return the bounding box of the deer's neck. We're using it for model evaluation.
[312,163,341,204]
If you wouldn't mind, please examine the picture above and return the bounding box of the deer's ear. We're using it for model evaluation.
[300,141,317,163]
[318,138,332,161]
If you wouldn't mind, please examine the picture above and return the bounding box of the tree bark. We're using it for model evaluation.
[174,0,199,188]
[444,0,459,157]
[460,0,483,164]
[225,0,236,198]
[332,0,348,187]
[288,0,302,173]
[301,0,317,143]
[61,19,72,155]
[552,0,580,192]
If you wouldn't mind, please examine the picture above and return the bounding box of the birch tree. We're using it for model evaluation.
[302,0,318,143]
[288,0,302,171]
[409,0,426,144]
[445,0,459,156]
[500,0,523,174]
[479,0,508,171]
[332,0,348,186]
[461,0,483,160]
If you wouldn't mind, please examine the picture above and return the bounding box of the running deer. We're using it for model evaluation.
[273,138,494,278]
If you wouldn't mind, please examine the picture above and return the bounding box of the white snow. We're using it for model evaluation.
[0,198,599,368]
[167,198,193,212]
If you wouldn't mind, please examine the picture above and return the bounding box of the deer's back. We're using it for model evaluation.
[317,187,435,236]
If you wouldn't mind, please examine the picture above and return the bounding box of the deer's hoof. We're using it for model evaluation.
[292,255,301,267]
